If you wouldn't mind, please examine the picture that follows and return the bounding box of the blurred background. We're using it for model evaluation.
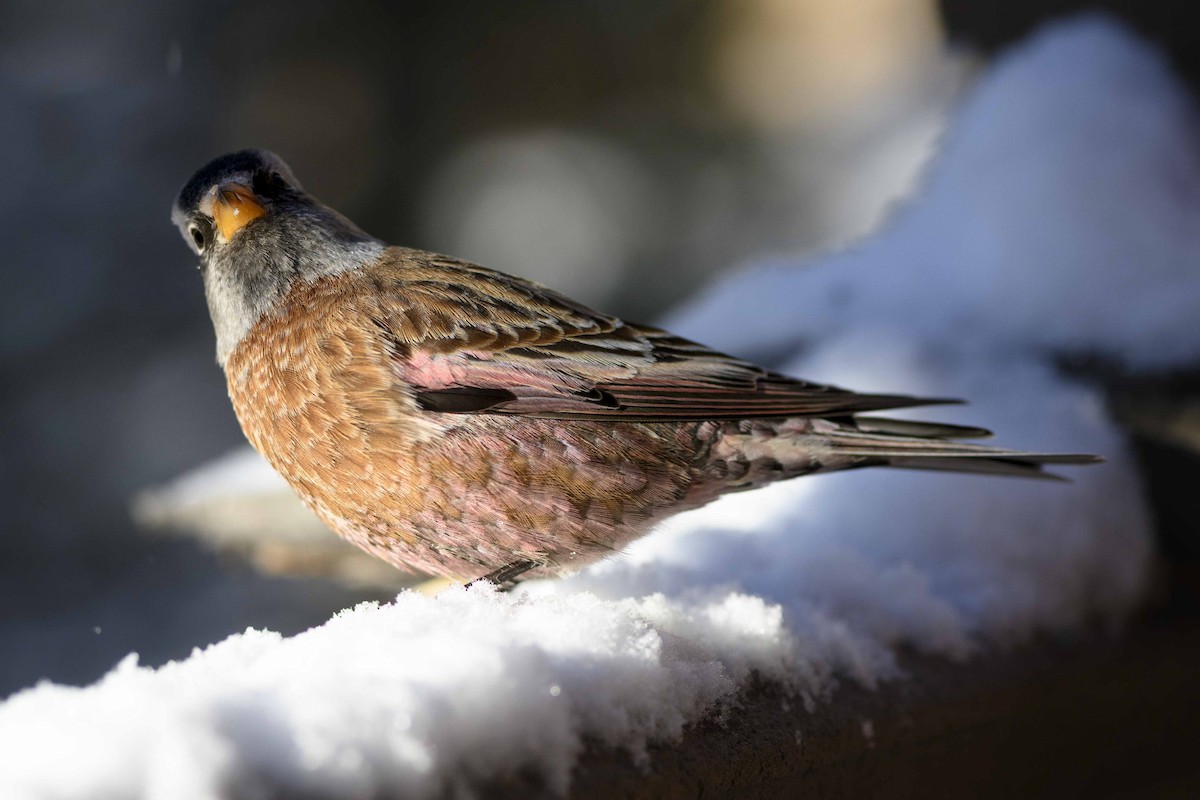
[1,0,1197,697]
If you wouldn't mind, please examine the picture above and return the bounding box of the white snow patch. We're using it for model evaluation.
[0,14,1189,800]
[665,16,1200,368]
[141,447,291,506]
[0,589,749,799]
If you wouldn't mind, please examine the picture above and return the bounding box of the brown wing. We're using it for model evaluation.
[367,248,952,421]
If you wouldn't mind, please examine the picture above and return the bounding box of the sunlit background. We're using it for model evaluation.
[0,0,1195,697]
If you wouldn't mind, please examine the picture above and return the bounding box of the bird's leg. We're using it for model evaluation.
[466,559,541,591]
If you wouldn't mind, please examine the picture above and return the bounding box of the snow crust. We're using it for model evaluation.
[0,15,1190,800]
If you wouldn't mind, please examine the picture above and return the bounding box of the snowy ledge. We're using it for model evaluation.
[556,586,1200,800]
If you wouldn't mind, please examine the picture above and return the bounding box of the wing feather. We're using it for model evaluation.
[368,248,952,421]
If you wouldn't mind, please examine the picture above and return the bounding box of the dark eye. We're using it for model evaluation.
[189,223,207,252]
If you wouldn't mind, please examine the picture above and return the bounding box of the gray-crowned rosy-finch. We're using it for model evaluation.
[172,150,1097,585]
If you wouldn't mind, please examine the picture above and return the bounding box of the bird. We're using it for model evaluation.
[172,149,1098,586]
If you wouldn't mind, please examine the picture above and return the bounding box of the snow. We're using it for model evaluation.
[141,447,292,501]
[130,446,329,549]
[0,589,749,799]
[1,14,1193,800]
[664,16,1200,368]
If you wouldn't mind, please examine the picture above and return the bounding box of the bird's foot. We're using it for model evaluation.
[466,559,540,591]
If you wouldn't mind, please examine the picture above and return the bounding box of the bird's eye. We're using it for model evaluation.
[189,224,207,252]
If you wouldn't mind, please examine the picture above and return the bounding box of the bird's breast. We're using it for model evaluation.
[222,278,440,528]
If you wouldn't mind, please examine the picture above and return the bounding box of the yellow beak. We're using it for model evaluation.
[211,183,267,241]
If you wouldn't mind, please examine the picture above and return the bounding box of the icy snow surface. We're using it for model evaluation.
[2,15,1196,800]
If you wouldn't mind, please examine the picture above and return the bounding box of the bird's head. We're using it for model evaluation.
[172,149,382,365]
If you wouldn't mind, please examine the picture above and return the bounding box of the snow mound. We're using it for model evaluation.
[0,14,1187,800]
[665,16,1200,368]
[0,588,767,799]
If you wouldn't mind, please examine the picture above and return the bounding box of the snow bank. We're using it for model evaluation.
[0,15,1190,800]
[664,16,1200,368]
[0,589,756,799]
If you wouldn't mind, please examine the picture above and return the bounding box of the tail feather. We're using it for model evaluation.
[882,456,1071,481]
[851,416,994,440]
[822,421,1101,480]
